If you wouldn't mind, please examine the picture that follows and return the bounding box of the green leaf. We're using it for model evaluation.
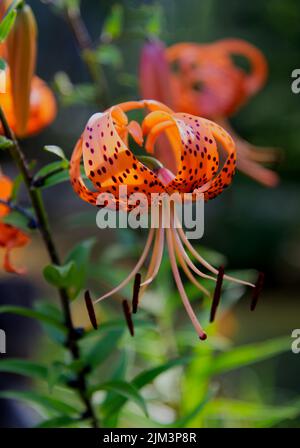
[0,390,79,416]
[38,169,71,189]
[36,416,80,428]
[83,328,123,369]
[171,386,217,428]
[209,336,290,377]
[33,162,69,188]
[0,58,7,71]
[102,357,190,425]
[43,261,76,289]
[0,135,14,150]
[145,3,163,36]
[133,357,190,389]
[65,238,96,299]
[102,4,123,40]
[0,6,17,43]
[95,44,123,69]
[11,172,24,201]
[2,210,33,232]
[202,398,300,428]
[37,161,69,177]
[43,145,67,161]
[34,301,66,344]
[0,305,66,333]
[0,359,47,380]
[94,381,147,416]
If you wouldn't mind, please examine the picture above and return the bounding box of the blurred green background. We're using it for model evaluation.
[0,0,300,428]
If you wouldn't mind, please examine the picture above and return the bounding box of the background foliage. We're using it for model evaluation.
[0,0,300,428]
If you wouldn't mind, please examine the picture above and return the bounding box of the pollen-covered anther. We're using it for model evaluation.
[122,300,135,336]
[132,272,141,314]
[210,266,225,323]
[251,272,264,311]
[84,290,98,330]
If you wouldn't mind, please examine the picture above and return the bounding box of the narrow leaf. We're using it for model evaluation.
[95,381,147,416]
[0,305,66,332]
[43,261,76,289]
[0,359,47,380]
[0,390,79,416]
[209,336,290,376]
[44,145,67,161]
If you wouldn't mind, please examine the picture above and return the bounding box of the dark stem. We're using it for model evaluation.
[0,106,99,428]
[64,5,110,108]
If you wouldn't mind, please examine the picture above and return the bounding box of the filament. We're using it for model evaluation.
[172,226,217,282]
[173,232,211,298]
[140,226,165,288]
[175,216,255,288]
[94,227,155,304]
[166,226,207,340]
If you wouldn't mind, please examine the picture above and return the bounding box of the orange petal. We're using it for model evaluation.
[127,120,144,146]
[0,223,30,274]
[0,175,13,217]
[167,113,219,193]
[202,119,236,200]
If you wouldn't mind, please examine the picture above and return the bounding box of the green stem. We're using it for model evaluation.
[0,106,99,429]
[65,5,110,108]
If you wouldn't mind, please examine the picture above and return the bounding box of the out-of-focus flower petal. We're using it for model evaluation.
[139,39,174,108]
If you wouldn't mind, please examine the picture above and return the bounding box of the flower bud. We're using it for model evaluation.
[6,2,37,136]
[139,38,173,108]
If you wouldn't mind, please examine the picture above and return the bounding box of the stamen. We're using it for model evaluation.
[94,228,155,304]
[210,266,225,322]
[172,227,216,282]
[173,232,211,297]
[166,227,207,341]
[84,290,98,329]
[175,219,255,288]
[251,272,264,311]
[122,300,134,336]
[132,273,141,314]
[140,227,164,288]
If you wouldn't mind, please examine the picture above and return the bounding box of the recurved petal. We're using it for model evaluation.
[166,113,219,193]
[0,175,13,217]
[81,107,166,203]
[0,223,30,274]
[202,119,237,200]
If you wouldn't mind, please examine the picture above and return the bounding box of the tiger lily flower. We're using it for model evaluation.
[70,99,260,340]
[139,38,279,187]
[0,174,30,274]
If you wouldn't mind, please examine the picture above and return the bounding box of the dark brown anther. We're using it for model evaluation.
[251,272,264,311]
[210,265,225,323]
[122,299,134,336]
[132,273,141,314]
[84,290,98,330]
[199,332,207,341]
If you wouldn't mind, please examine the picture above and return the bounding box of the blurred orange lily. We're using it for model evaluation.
[0,1,56,137]
[0,174,29,274]
[140,39,279,187]
[70,99,260,339]
[0,71,57,137]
